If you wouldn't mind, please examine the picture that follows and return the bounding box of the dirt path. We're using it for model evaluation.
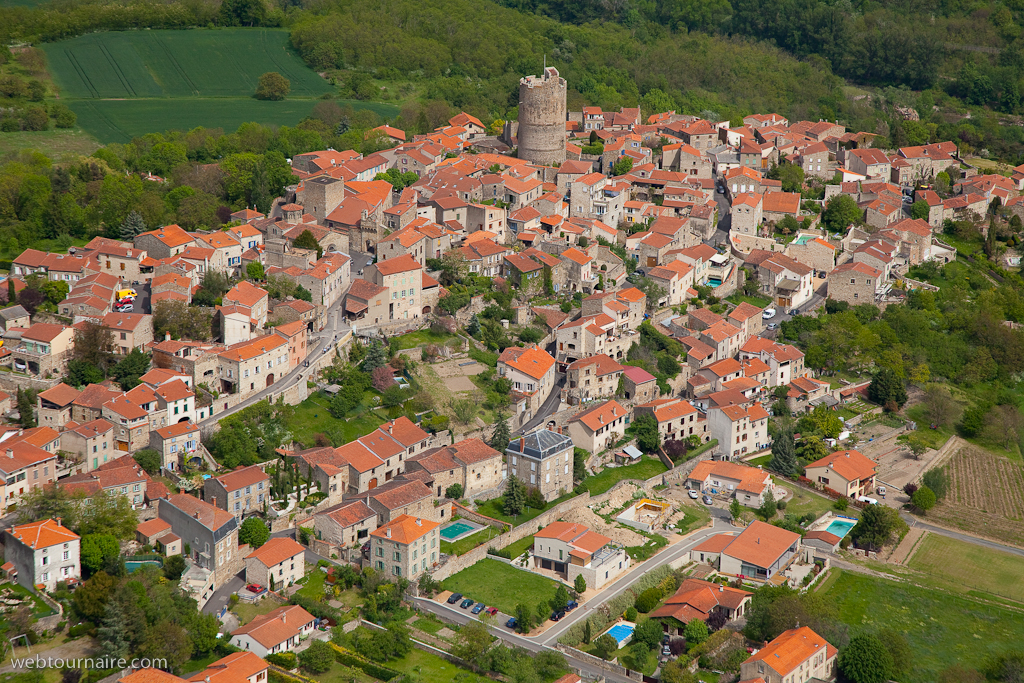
[0,636,95,672]
[889,528,925,565]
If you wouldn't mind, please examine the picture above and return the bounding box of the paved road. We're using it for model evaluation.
[900,512,1024,559]
[520,377,566,434]
[202,570,245,615]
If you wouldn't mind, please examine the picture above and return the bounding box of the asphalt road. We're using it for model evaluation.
[900,512,1024,559]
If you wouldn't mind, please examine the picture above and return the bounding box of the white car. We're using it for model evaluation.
[762,308,777,319]
[688,489,699,499]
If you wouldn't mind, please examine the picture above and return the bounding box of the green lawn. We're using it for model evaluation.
[441,558,562,615]
[295,565,326,601]
[232,595,287,625]
[583,457,668,495]
[784,486,846,520]
[393,329,457,350]
[904,404,956,450]
[908,534,1024,603]
[283,394,388,449]
[625,531,668,560]
[441,525,502,556]
[675,505,711,535]
[1,582,56,617]
[474,492,574,526]
[313,661,378,683]
[0,129,101,160]
[389,647,492,683]
[412,617,446,635]
[823,569,1024,682]
[746,454,772,467]
[505,534,535,559]
[726,293,772,308]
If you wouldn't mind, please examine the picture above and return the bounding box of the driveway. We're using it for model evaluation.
[519,377,565,434]
[202,570,245,615]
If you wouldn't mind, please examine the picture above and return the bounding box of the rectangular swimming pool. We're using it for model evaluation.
[604,622,636,648]
[825,518,857,538]
[439,520,484,542]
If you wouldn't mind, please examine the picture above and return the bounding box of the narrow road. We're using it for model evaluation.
[519,377,566,434]
[899,512,1024,559]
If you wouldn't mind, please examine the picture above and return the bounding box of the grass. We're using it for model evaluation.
[1,582,57,616]
[314,662,378,683]
[746,454,772,467]
[283,394,387,448]
[823,569,1024,682]
[441,524,501,556]
[675,505,711,534]
[625,530,668,560]
[583,457,668,495]
[726,293,773,308]
[393,329,457,350]
[295,565,326,601]
[474,492,574,526]
[904,404,956,450]
[784,486,848,520]
[440,558,562,615]
[412,617,445,635]
[389,647,493,683]
[907,534,1024,603]
[232,595,287,625]
[0,129,101,159]
[39,29,398,143]
[504,534,535,559]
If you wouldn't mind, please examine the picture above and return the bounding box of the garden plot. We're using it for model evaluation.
[560,504,647,547]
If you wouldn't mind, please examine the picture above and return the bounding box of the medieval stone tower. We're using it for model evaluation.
[517,67,567,166]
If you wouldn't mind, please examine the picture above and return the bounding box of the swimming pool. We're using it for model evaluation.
[439,520,484,542]
[126,560,162,573]
[604,622,636,648]
[824,518,857,538]
[706,278,722,287]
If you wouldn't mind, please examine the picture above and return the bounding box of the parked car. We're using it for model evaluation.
[447,593,463,605]
[506,617,517,629]
[486,607,498,616]
[702,495,714,506]
[472,603,485,614]
[550,610,565,622]
[788,308,800,316]
[246,584,263,593]
[566,601,578,611]
[460,598,475,609]
[766,322,778,330]
[688,489,699,499]
[762,308,777,319]
[114,303,133,313]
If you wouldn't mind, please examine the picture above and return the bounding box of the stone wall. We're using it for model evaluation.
[0,372,60,395]
[553,644,643,681]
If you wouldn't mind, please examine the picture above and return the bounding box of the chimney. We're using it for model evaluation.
[415,518,422,526]
[385,527,392,538]
[55,517,62,527]
[6,449,11,459]
[194,512,200,519]
[719,585,723,592]
[281,613,286,624]
[165,332,171,341]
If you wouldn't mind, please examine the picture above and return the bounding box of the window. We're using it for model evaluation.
[376,547,383,557]
[63,550,69,561]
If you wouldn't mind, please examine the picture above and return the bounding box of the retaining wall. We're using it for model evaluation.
[553,644,642,681]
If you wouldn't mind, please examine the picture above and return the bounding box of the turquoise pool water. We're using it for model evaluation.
[126,560,162,573]
[825,518,857,538]
[706,278,722,287]
[605,623,635,647]
[440,521,476,541]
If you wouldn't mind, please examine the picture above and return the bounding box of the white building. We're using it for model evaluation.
[4,518,80,591]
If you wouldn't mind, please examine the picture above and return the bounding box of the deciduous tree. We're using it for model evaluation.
[839,634,894,683]
[239,517,269,548]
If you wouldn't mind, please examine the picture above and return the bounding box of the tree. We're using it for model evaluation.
[910,200,930,220]
[632,617,663,650]
[111,348,150,390]
[73,321,116,372]
[868,367,907,409]
[298,639,334,673]
[575,574,587,594]
[593,634,619,660]
[632,413,661,453]
[612,156,634,176]
[821,194,862,232]
[163,554,187,580]
[878,628,912,679]
[923,467,948,499]
[758,489,777,520]
[445,483,463,499]
[65,360,104,388]
[769,426,799,475]
[72,570,117,622]
[924,385,961,427]
[78,489,140,539]
[503,476,526,517]
[989,651,1024,683]
[371,365,394,392]
[363,341,388,372]
[683,619,709,645]
[729,498,742,521]
[573,447,588,482]
[254,71,290,100]
[293,229,321,252]
[41,279,70,305]
[449,397,476,424]
[16,387,35,428]
[661,661,697,683]
[514,603,534,633]
[451,621,494,665]
[911,485,936,511]
[849,502,907,551]
[551,585,570,612]
[239,517,269,548]
[120,211,146,241]
[768,162,804,193]
[839,634,894,683]
[140,620,193,673]
[154,300,212,341]
[246,261,266,281]
[491,411,511,453]
[707,610,728,632]
[525,486,546,510]
[220,0,266,24]
[796,435,830,463]
[81,533,119,576]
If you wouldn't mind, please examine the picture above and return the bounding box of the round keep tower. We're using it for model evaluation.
[517,67,567,166]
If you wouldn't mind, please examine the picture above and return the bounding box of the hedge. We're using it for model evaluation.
[685,628,733,664]
[330,643,401,681]
[290,593,336,620]
[605,565,673,617]
[266,652,298,669]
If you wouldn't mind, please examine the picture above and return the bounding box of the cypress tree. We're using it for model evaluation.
[769,426,799,476]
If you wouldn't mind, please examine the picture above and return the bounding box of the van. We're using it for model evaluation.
[876,486,886,496]
[116,288,138,300]
[857,496,879,505]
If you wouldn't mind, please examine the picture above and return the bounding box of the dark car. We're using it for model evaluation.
[447,593,463,605]
[702,495,714,505]
[506,617,517,629]
[472,603,485,614]
[550,611,565,622]
[566,601,578,611]
[460,598,475,609]
[788,308,800,316]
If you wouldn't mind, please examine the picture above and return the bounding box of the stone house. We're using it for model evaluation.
[565,354,624,405]
[244,537,304,590]
[159,493,243,590]
[4,518,80,591]
[566,399,629,453]
[505,430,574,501]
[102,312,154,355]
[61,418,116,473]
[149,421,201,472]
[312,500,376,550]
[13,323,75,378]
[827,262,882,305]
[204,464,270,520]
[368,514,440,581]
[134,225,195,260]
[405,438,504,500]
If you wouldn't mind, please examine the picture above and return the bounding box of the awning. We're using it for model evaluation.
[345,300,367,314]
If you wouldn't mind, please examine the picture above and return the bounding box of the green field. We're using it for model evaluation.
[823,570,1024,682]
[440,558,562,615]
[583,457,668,495]
[39,29,398,143]
[908,533,1024,603]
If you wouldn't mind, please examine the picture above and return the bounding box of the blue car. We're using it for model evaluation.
[566,601,578,611]
[472,603,485,614]
[460,598,475,609]
[506,617,517,629]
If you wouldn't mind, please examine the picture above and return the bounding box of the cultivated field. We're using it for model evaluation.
[43,30,333,99]
[926,443,1024,547]
[38,29,398,143]
[907,533,1024,603]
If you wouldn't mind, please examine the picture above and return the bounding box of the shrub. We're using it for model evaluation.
[634,587,663,613]
[68,623,93,638]
[487,546,512,559]
[265,652,297,669]
[625,606,638,621]
[833,497,849,511]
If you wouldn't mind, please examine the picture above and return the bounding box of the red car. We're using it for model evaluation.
[485,607,498,616]
[246,584,264,593]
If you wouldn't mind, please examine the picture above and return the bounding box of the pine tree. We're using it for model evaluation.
[769,427,799,476]
[467,314,481,337]
[363,341,388,372]
[490,411,511,453]
[503,476,526,517]
[119,211,146,242]
[16,388,35,428]
[583,619,592,645]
